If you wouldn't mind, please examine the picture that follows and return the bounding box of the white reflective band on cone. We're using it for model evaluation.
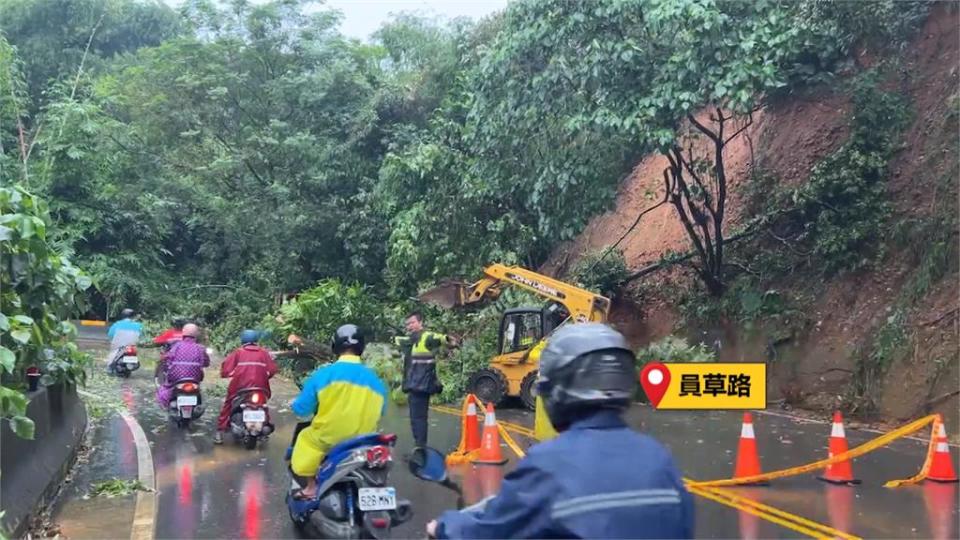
[831,422,845,438]
[741,423,755,439]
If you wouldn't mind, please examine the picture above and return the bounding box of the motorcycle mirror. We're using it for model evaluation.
[408,447,448,483]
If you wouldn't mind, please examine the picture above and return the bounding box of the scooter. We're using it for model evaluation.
[110,345,140,378]
[228,387,274,450]
[167,378,204,428]
[286,432,413,539]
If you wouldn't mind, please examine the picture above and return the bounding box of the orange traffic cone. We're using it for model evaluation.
[922,480,957,540]
[465,398,481,452]
[927,416,958,483]
[473,403,508,465]
[818,411,861,485]
[733,412,766,485]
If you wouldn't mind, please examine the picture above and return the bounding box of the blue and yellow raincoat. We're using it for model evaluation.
[289,354,388,477]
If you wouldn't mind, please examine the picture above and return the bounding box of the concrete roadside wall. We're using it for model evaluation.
[0,384,88,538]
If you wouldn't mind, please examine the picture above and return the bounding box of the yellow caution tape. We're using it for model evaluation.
[685,483,860,540]
[433,401,873,538]
[433,403,537,438]
[883,416,939,488]
[498,419,535,438]
[688,414,937,488]
[438,400,939,490]
[444,395,483,465]
[497,424,526,459]
[433,400,532,460]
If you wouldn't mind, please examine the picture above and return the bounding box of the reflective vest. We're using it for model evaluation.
[395,331,447,395]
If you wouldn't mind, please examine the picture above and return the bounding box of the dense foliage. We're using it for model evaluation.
[0,184,92,439]
[0,0,941,411]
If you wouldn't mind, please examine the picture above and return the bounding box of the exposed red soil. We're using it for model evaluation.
[545,6,960,431]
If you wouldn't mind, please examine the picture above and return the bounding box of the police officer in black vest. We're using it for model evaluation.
[395,311,459,448]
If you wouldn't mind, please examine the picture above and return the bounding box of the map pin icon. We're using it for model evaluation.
[640,362,671,408]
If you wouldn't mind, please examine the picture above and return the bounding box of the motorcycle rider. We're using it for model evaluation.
[106,308,143,373]
[213,329,278,445]
[289,324,387,499]
[427,323,694,539]
[142,317,188,378]
[153,317,188,349]
[156,323,210,409]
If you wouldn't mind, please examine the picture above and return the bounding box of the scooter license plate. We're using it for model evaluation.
[358,487,397,511]
[123,356,139,365]
[177,395,198,406]
[242,409,266,422]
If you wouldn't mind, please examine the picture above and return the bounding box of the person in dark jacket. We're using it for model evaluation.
[394,311,459,448]
[427,323,694,539]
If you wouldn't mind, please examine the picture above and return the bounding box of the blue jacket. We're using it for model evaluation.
[437,410,694,539]
[107,318,143,350]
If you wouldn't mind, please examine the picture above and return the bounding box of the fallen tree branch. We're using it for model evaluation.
[164,284,239,292]
[919,308,959,327]
[582,196,669,277]
[622,226,759,284]
[916,390,960,417]
[796,367,856,377]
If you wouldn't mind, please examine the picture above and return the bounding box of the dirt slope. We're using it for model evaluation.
[545,7,960,429]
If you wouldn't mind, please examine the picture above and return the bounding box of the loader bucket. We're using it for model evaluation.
[418,281,469,309]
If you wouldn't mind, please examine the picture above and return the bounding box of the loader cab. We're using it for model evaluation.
[498,303,570,355]
[499,308,545,355]
[483,303,569,410]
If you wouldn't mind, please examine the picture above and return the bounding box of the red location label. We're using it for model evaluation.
[640,362,671,408]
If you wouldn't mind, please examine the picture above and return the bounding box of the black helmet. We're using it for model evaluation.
[535,323,636,431]
[120,308,136,319]
[332,324,365,356]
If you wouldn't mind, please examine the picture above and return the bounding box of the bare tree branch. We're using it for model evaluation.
[723,113,755,147]
[687,113,720,143]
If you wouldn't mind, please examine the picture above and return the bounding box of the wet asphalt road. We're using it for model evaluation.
[62,326,957,539]
[498,406,959,538]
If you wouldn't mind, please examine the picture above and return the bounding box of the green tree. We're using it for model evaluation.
[0,184,93,439]
[0,0,183,110]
